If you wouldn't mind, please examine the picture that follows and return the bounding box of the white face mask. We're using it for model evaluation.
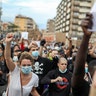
[59,68,67,73]
[54,46,61,51]
[13,56,18,62]
[47,46,50,49]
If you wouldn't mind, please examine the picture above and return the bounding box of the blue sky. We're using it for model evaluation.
[1,0,61,30]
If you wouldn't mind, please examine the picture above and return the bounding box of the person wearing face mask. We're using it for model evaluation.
[13,55,19,62]
[41,57,72,96]
[12,54,21,66]
[84,63,92,84]
[29,44,54,95]
[5,33,40,96]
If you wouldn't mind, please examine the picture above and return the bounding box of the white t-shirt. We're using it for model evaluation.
[7,66,39,96]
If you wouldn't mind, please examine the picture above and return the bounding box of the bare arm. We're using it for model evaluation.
[5,33,15,71]
[68,38,72,51]
[39,46,43,56]
[72,14,93,87]
[31,87,40,96]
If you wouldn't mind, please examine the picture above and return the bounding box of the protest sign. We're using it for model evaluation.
[21,32,28,39]
[88,2,96,32]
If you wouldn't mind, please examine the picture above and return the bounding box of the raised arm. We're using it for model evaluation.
[72,14,93,87]
[39,39,46,56]
[5,33,16,71]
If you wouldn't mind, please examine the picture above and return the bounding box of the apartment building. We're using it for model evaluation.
[55,0,92,39]
[46,19,55,32]
[14,15,40,40]
[14,15,38,32]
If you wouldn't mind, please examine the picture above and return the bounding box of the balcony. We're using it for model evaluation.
[66,14,70,20]
[72,14,79,18]
[80,2,91,7]
[72,20,78,24]
[74,1,79,6]
[79,8,90,13]
[67,8,71,14]
[72,26,78,31]
[78,27,82,31]
[73,7,79,12]
[66,21,70,25]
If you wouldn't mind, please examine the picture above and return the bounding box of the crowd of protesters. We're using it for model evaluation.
[0,13,96,96]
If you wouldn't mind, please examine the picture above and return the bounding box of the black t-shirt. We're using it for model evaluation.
[33,56,53,81]
[0,60,9,85]
[72,80,90,96]
[41,69,72,96]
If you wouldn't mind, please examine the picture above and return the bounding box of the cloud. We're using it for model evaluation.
[2,0,61,29]
[1,0,9,3]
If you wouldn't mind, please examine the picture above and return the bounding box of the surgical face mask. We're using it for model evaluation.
[32,51,39,58]
[21,66,32,74]
[54,46,61,51]
[59,68,67,73]
[11,41,14,45]
[85,67,88,73]
[47,46,50,49]
[0,53,2,57]
[13,56,18,62]
[14,42,17,45]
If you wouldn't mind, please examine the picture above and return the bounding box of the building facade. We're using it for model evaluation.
[46,19,55,32]
[14,15,40,40]
[14,15,38,32]
[55,0,92,39]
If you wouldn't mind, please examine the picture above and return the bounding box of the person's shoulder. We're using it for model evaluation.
[32,72,39,79]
